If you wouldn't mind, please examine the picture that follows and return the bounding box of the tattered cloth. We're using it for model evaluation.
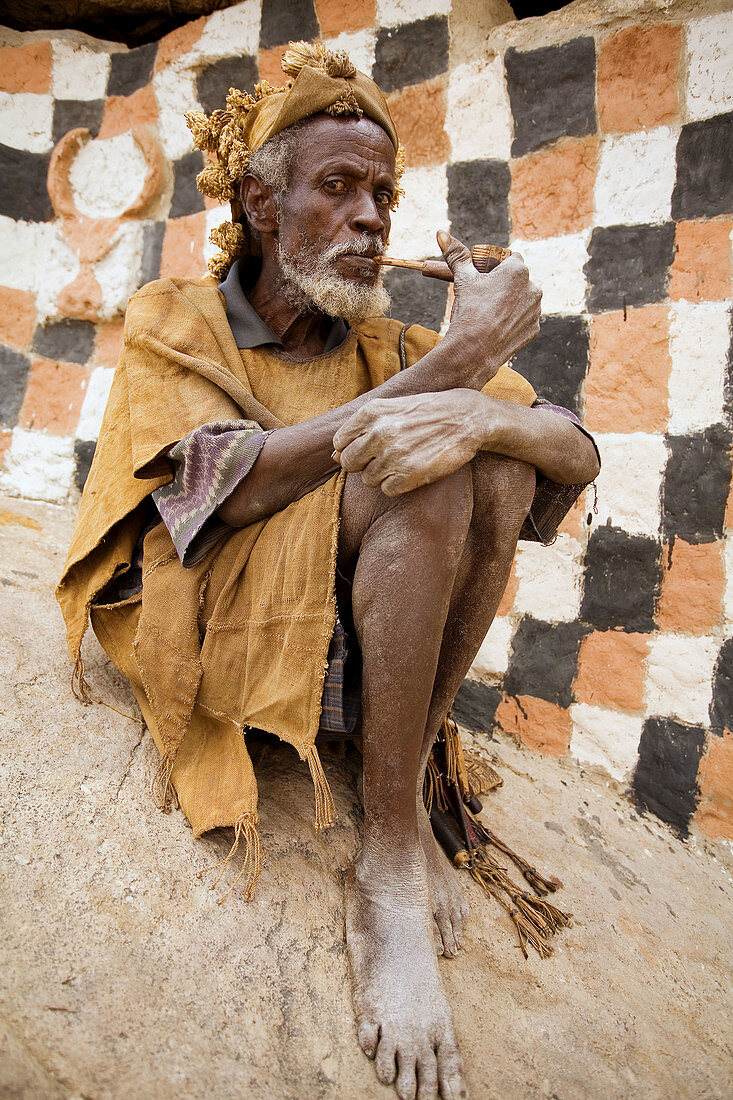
[55,276,537,898]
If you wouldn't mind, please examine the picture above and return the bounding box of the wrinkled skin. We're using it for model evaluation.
[219,114,600,1100]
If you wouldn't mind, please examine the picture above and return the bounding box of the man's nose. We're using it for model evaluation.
[350,189,384,233]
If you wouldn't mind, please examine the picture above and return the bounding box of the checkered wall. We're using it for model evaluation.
[0,0,731,839]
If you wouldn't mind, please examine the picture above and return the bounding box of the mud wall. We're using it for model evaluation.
[0,0,730,839]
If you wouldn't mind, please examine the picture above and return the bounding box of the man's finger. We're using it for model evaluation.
[338,434,378,472]
[436,230,475,279]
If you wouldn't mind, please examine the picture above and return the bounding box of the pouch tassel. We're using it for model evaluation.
[473,819,562,896]
[151,753,177,813]
[71,652,92,704]
[306,744,336,829]
[198,812,262,904]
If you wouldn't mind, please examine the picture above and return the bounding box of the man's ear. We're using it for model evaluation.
[240,175,279,234]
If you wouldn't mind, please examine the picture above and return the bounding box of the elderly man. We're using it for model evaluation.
[57,43,599,1100]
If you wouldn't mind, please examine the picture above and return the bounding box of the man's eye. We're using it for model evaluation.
[375,192,392,207]
[325,180,348,193]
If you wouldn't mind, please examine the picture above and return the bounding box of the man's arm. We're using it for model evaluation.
[218,233,542,527]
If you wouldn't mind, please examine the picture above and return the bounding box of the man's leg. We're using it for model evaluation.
[339,466,473,1100]
[415,453,536,957]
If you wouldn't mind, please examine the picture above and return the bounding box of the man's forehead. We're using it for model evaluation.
[298,114,396,171]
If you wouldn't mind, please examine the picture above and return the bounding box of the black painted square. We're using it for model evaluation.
[504,616,588,708]
[33,320,96,366]
[53,99,104,145]
[585,223,675,313]
[0,145,53,222]
[107,42,157,98]
[170,152,205,218]
[671,113,733,222]
[259,0,318,50]
[581,524,660,632]
[384,266,447,333]
[633,717,705,837]
[511,315,588,415]
[710,638,733,736]
[448,160,510,248]
[372,17,449,94]
[141,221,166,285]
[662,425,732,544]
[505,37,596,157]
[197,55,259,116]
[74,439,97,492]
[453,679,500,735]
[0,346,31,428]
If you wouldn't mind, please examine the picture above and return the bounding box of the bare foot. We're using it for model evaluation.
[346,864,468,1100]
[419,806,469,957]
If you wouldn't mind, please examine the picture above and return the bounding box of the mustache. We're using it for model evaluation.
[321,235,386,263]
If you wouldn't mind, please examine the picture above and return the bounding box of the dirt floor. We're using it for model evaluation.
[1,493,731,1100]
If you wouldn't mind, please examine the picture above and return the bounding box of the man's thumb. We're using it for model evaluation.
[437,230,474,276]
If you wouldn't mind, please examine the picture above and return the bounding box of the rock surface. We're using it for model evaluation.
[1,493,732,1100]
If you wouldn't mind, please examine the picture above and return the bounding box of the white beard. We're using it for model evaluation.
[275,232,391,324]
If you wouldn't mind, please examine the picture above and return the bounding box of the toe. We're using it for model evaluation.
[375,1033,398,1085]
[435,911,458,958]
[437,1039,467,1100]
[416,1048,439,1100]
[395,1051,418,1100]
[357,1019,379,1059]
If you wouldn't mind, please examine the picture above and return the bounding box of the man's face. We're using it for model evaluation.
[274,115,396,321]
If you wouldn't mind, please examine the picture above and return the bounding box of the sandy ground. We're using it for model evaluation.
[1,493,731,1100]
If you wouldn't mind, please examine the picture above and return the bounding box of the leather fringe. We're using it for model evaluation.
[198,812,262,904]
[306,744,336,829]
[71,653,92,703]
[151,753,177,814]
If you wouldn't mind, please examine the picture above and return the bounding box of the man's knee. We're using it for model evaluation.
[470,451,536,537]
[339,466,473,567]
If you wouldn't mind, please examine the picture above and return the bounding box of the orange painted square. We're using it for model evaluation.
[726,475,733,532]
[0,41,52,94]
[0,287,35,350]
[258,46,289,87]
[695,731,733,841]
[98,85,158,139]
[510,135,598,240]
[668,219,733,302]
[386,77,448,168]
[0,429,11,469]
[597,23,682,133]
[18,358,88,435]
[495,694,571,756]
[657,539,725,634]
[585,306,671,433]
[574,630,649,712]
[315,0,376,37]
[155,17,206,71]
[94,319,125,368]
[160,213,206,279]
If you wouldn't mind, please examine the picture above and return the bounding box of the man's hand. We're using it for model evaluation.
[332,390,483,497]
[431,231,542,385]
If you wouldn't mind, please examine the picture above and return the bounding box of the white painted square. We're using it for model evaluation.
[376,0,451,27]
[594,128,678,228]
[591,433,666,538]
[668,301,729,434]
[723,536,733,635]
[0,92,53,153]
[76,367,114,440]
[510,234,588,315]
[153,64,200,160]
[203,205,232,267]
[388,163,447,261]
[94,224,144,320]
[0,428,76,504]
[446,57,512,162]
[570,703,643,781]
[644,633,719,726]
[52,40,110,100]
[470,616,515,682]
[322,29,376,77]
[192,0,261,62]
[686,12,733,121]
[513,534,583,622]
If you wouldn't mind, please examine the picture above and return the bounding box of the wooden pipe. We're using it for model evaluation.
[377,244,511,282]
